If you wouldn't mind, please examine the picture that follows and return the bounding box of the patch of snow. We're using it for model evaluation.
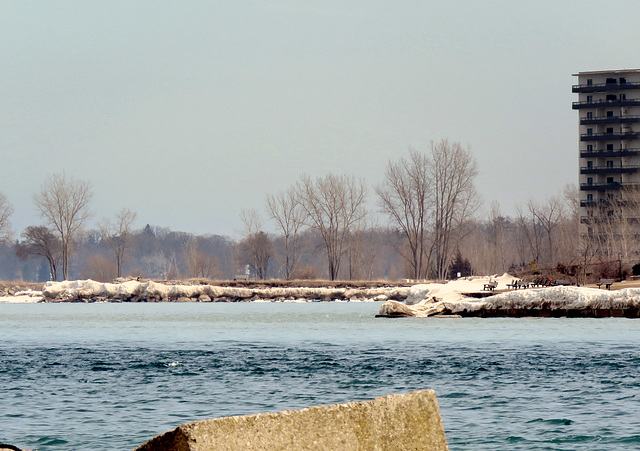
[405,274,516,305]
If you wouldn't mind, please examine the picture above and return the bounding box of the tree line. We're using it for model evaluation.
[0,140,634,283]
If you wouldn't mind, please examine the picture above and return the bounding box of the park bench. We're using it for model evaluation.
[531,277,555,287]
[597,278,614,290]
[483,280,498,291]
[507,280,528,289]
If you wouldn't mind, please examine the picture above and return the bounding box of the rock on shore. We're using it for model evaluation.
[378,276,640,318]
[134,390,448,451]
[40,279,409,303]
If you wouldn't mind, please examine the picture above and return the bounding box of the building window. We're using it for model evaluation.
[587,161,593,168]
[587,95,593,102]
[607,111,614,117]
[606,127,614,134]
[607,160,614,168]
[620,93,627,100]
[588,177,593,185]
[587,128,593,135]
[607,177,614,184]
[606,94,617,101]
[607,144,614,150]
[587,79,593,86]
[587,112,593,119]
[587,194,593,201]
[587,144,593,151]
[620,77,627,84]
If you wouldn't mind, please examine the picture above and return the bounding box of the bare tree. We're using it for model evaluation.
[345,218,380,280]
[240,209,272,279]
[0,192,14,242]
[430,139,480,279]
[376,149,431,279]
[377,140,479,280]
[527,196,564,264]
[81,255,117,282]
[296,173,367,280]
[34,173,93,280]
[488,201,507,273]
[516,204,543,266]
[618,185,640,260]
[266,187,306,279]
[563,183,580,222]
[183,237,219,279]
[101,208,137,278]
[15,225,62,280]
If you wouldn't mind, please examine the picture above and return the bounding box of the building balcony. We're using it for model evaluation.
[580,199,637,208]
[580,165,640,174]
[580,132,639,141]
[580,115,640,125]
[580,182,624,191]
[580,182,640,191]
[572,82,640,93]
[580,148,640,157]
[572,98,640,109]
[580,215,640,224]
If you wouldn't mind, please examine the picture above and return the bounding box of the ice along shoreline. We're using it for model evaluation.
[34,279,409,303]
[377,274,640,318]
[3,276,640,318]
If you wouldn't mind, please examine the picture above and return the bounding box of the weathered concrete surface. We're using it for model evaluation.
[134,390,448,451]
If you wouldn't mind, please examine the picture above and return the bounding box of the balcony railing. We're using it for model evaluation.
[580,199,637,208]
[580,182,622,191]
[580,216,640,224]
[580,115,640,125]
[572,82,640,93]
[572,99,640,109]
[580,182,640,191]
[580,148,640,157]
[580,132,639,141]
[580,165,640,174]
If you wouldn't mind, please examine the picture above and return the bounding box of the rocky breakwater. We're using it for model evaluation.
[378,278,640,318]
[41,279,409,303]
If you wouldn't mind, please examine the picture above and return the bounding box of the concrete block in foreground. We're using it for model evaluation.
[134,389,448,450]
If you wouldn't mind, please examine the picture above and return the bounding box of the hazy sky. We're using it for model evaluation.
[2,1,640,238]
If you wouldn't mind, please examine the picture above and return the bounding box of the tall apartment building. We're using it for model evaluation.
[573,69,640,254]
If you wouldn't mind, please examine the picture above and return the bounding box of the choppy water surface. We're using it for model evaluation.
[1,302,639,450]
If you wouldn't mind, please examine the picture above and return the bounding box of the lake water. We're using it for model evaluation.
[1,302,639,450]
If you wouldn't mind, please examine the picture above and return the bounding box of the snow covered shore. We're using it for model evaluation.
[4,276,640,318]
[36,279,409,303]
[0,289,44,303]
[378,275,640,318]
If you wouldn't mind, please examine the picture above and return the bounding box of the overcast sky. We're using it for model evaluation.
[2,1,640,238]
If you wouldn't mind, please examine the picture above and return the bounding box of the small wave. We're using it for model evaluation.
[549,435,603,444]
[37,436,68,445]
[527,418,573,425]
[166,361,180,367]
[442,392,470,398]
[506,436,525,442]
[619,435,640,443]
